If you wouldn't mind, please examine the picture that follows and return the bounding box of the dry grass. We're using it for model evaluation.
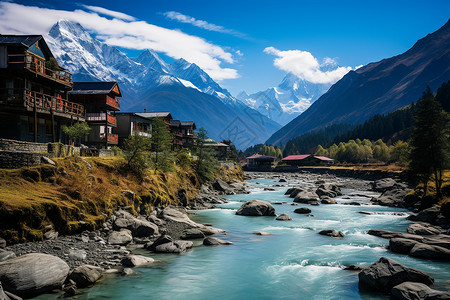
[0,156,241,243]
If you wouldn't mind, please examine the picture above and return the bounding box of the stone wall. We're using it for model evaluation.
[0,138,114,169]
[0,150,42,169]
[0,138,47,153]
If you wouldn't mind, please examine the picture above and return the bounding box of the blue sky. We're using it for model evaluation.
[1,0,449,95]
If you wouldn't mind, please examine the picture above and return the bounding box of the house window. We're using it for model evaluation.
[28,116,35,133]
[45,119,52,135]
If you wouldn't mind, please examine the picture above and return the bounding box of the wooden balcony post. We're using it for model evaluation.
[51,108,55,143]
[33,91,37,142]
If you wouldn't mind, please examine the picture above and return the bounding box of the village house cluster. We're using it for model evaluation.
[0,34,230,156]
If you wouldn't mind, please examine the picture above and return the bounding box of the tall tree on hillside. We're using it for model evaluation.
[409,87,449,198]
[150,117,173,173]
[435,80,450,112]
[195,128,218,182]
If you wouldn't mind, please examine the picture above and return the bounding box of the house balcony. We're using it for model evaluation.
[86,113,117,126]
[100,133,118,144]
[7,54,73,87]
[106,95,120,110]
[0,88,85,119]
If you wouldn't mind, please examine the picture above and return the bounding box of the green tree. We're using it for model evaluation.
[373,139,390,162]
[315,145,328,157]
[194,128,219,182]
[123,134,151,175]
[410,87,449,198]
[150,117,173,173]
[390,140,410,166]
[62,122,91,146]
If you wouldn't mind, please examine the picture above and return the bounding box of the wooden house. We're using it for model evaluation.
[169,120,183,149]
[282,154,334,166]
[0,35,84,143]
[180,121,197,148]
[69,82,121,148]
[203,138,228,161]
[113,112,152,145]
[246,153,276,171]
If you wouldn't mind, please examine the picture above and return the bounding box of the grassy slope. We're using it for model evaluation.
[0,156,242,243]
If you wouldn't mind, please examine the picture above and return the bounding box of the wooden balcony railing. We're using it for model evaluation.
[106,95,120,110]
[23,89,84,117]
[8,54,72,86]
[0,88,84,118]
[86,113,117,126]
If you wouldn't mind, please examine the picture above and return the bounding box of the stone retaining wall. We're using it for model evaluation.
[0,150,42,169]
[0,139,47,153]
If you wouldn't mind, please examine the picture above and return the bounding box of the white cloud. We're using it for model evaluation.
[81,5,136,21]
[264,47,353,84]
[0,2,239,81]
[164,11,245,38]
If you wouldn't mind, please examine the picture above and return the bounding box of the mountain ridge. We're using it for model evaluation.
[267,18,450,146]
[46,19,280,149]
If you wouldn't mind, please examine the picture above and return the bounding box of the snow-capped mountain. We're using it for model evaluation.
[131,49,171,74]
[170,58,236,104]
[46,19,280,149]
[237,73,331,125]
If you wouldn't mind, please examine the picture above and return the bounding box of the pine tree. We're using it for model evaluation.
[150,117,173,173]
[409,87,449,198]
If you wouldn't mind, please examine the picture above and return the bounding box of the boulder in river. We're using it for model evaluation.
[108,230,133,246]
[321,197,337,204]
[236,200,276,216]
[0,253,70,297]
[294,207,311,214]
[391,281,450,300]
[157,207,226,239]
[0,239,5,249]
[68,265,103,288]
[316,184,342,198]
[358,257,434,293]
[147,235,193,253]
[154,240,193,253]
[121,255,154,267]
[406,223,442,235]
[203,237,233,246]
[407,206,441,224]
[0,250,15,262]
[367,230,424,242]
[408,243,450,260]
[371,178,397,192]
[318,229,344,238]
[113,211,159,237]
[293,190,320,203]
[389,238,419,254]
[212,179,234,194]
[276,213,292,221]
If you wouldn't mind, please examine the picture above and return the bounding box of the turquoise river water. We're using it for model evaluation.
[38,176,450,299]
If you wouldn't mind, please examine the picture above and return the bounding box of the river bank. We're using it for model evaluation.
[1,170,450,299]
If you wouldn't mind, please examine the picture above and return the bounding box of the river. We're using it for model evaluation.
[37,174,450,299]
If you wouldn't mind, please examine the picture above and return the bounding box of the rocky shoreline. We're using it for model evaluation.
[0,171,449,299]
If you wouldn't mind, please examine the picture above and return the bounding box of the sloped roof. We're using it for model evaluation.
[247,153,276,161]
[203,138,228,147]
[136,112,172,119]
[170,120,181,127]
[282,154,311,161]
[0,35,42,47]
[70,82,121,96]
[313,156,334,161]
[0,35,55,61]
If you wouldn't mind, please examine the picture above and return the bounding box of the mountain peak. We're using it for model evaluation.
[133,49,170,74]
[49,19,89,39]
